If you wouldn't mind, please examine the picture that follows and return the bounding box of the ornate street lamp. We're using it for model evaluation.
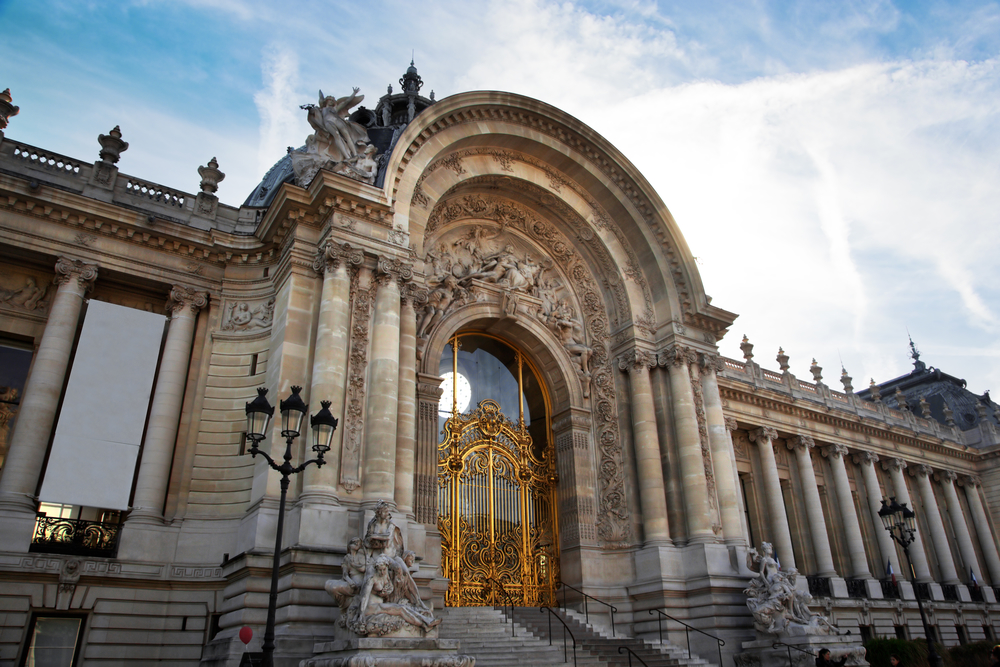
[245,386,338,667]
[879,497,942,667]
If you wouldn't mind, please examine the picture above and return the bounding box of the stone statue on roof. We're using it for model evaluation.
[291,88,379,187]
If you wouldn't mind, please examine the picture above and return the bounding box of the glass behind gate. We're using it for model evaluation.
[438,334,559,607]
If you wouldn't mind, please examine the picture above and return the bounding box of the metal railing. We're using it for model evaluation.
[648,608,724,667]
[970,586,984,602]
[616,646,649,667]
[915,582,931,601]
[557,582,617,636]
[807,575,832,597]
[772,641,815,666]
[880,578,900,599]
[483,577,516,637]
[846,578,868,599]
[31,515,121,558]
[540,607,577,667]
[941,584,959,602]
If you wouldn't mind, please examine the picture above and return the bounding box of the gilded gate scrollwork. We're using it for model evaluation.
[438,399,559,607]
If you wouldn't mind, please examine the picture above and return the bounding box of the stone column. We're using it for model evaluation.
[619,350,670,543]
[748,426,796,570]
[303,242,361,498]
[824,444,872,579]
[663,346,713,542]
[963,477,1000,585]
[393,288,419,518]
[911,464,959,584]
[128,286,208,523]
[362,258,408,504]
[854,451,902,582]
[0,257,97,517]
[414,374,444,525]
[700,356,745,545]
[940,470,983,585]
[883,458,932,581]
[725,417,752,541]
[788,436,836,576]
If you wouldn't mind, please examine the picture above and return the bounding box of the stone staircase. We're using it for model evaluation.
[437,606,717,667]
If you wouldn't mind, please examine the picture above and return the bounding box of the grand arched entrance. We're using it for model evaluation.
[437,332,559,607]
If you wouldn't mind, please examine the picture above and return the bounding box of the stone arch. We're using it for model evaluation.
[383,91,733,344]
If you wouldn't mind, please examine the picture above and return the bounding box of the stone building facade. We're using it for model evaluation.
[0,68,999,666]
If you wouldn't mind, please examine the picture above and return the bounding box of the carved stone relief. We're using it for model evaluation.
[221,298,275,331]
[341,269,376,493]
[0,269,50,313]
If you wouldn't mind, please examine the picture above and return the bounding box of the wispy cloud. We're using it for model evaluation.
[253,46,307,180]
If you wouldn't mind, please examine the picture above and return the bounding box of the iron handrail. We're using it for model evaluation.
[557,581,618,636]
[540,607,578,667]
[482,577,516,637]
[772,641,816,666]
[647,608,724,667]
[617,646,650,667]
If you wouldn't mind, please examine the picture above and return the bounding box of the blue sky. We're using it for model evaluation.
[2,0,999,396]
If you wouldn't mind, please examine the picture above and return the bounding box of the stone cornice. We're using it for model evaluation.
[718,380,977,462]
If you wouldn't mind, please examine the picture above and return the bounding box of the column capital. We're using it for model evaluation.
[167,285,209,316]
[698,352,725,374]
[852,450,879,466]
[657,344,696,368]
[313,240,364,274]
[375,256,413,286]
[53,256,98,292]
[787,434,815,451]
[724,416,739,432]
[908,463,934,478]
[822,443,849,459]
[882,457,908,473]
[749,426,778,444]
[937,469,958,483]
[400,281,428,308]
[958,474,981,488]
[618,349,656,373]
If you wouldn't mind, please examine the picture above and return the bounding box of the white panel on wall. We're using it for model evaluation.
[39,299,166,510]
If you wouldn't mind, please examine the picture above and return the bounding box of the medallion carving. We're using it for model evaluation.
[221,298,274,331]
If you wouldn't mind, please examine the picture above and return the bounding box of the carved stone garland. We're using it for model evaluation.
[424,194,631,547]
[340,268,376,493]
[689,352,722,534]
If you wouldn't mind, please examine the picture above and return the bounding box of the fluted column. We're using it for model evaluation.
[912,464,959,584]
[129,286,207,522]
[393,288,419,518]
[362,258,408,503]
[304,242,361,497]
[700,355,744,544]
[940,470,982,585]
[619,350,670,543]
[963,476,1000,585]
[854,451,902,580]
[824,444,871,579]
[0,257,97,513]
[789,436,836,576]
[749,426,796,570]
[883,458,932,581]
[725,417,752,541]
[663,346,713,541]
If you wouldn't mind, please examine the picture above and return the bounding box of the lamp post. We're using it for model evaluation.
[245,386,338,667]
[879,497,943,667]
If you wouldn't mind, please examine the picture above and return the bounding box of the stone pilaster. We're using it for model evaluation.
[362,258,409,504]
[882,458,932,582]
[393,286,420,518]
[911,464,959,584]
[414,374,444,526]
[788,436,836,576]
[823,444,871,580]
[618,349,670,543]
[662,346,713,542]
[962,476,1000,585]
[939,470,982,586]
[128,285,208,523]
[0,257,97,527]
[748,426,796,570]
[700,355,744,544]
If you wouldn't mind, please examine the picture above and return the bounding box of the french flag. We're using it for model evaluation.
[971,567,979,590]
[887,559,897,585]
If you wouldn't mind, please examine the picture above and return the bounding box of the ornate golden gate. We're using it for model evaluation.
[438,342,559,607]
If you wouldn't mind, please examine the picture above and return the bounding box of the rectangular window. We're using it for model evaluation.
[858,625,873,643]
[984,625,995,643]
[20,614,85,667]
[894,625,907,640]
[956,625,969,645]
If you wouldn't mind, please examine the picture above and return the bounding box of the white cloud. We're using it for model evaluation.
[253,46,308,181]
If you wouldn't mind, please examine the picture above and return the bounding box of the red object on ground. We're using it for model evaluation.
[239,626,253,645]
